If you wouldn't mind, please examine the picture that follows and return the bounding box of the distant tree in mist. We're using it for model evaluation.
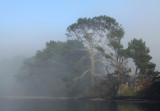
[17,40,89,96]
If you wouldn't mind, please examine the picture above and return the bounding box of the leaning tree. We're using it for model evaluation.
[66,15,124,87]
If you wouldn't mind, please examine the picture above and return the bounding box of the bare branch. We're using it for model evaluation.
[73,69,90,81]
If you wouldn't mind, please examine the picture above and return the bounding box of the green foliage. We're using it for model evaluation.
[127,38,159,82]
[127,38,151,65]
[67,15,118,32]
[66,15,124,45]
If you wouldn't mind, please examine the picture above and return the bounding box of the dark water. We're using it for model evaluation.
[0,99,160,111]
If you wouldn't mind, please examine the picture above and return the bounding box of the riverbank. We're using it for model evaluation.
[76,94,160,103]
[1,95,160,103]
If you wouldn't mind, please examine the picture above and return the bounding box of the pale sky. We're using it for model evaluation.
[0,0,160,69]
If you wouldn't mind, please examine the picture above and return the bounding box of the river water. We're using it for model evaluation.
[0,99,160,111]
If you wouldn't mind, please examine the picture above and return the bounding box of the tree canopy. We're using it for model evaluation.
[127,38,159,83]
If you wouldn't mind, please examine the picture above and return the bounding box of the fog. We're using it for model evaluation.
[0,0,160,98]
[0,57,24,97]
[0,56,68,97]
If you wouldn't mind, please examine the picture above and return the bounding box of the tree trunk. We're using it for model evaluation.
[89,40,95,88]
[135,65,138,75]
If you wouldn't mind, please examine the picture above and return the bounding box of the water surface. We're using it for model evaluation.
[0,98,160,111]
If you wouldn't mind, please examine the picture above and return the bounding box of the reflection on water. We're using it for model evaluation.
[0,99,160,111]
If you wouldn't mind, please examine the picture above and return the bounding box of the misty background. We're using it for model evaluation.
[0,0,160,97]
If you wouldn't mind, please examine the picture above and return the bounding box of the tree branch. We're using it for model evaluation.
[73,69,90,81]
[73,31,89,45]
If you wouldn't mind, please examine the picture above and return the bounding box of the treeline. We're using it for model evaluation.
[17,15,160,98]
[17,40,90,96]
